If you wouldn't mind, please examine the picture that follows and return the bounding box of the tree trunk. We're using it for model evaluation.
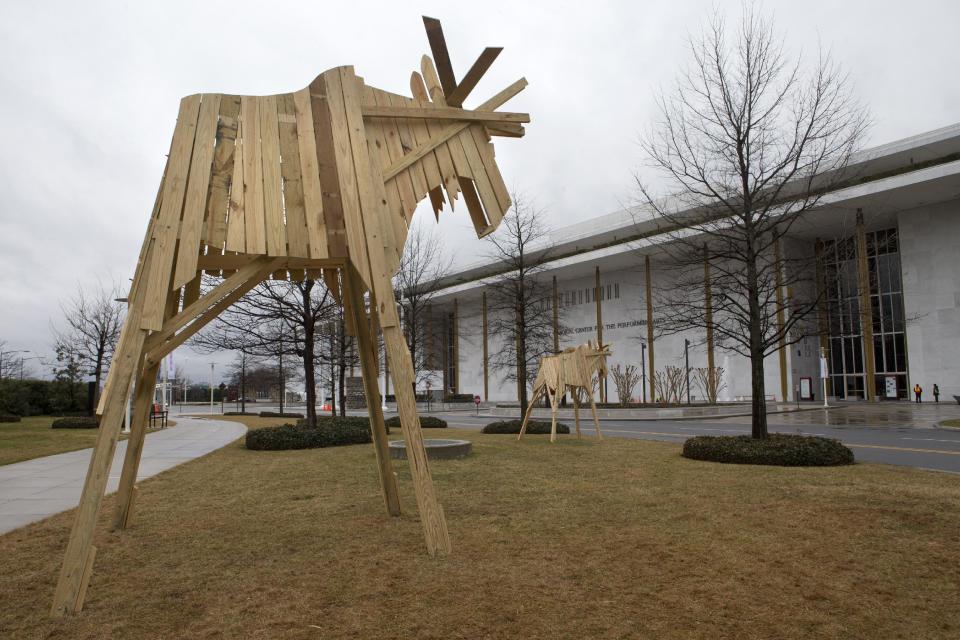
[304,324,317,426]
[516,306,528,416]
[746,238,769,439]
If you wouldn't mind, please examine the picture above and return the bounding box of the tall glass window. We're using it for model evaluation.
[822,228,907,399]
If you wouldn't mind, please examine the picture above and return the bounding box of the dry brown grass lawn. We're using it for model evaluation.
[1,417,959,639]
[0,417,170,466]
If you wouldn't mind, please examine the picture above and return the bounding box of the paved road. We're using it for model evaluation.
[0,417,247,535]
[427,409,960,474]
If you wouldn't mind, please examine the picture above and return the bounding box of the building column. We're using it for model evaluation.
[482,291,489,401]
[552,276,559,354]
[815,238,831,399]
[855,209,877,401]
[594,266,606,402]
[452,298,459,395]
[774,238,789,402]
[704,245,716,401]
[645,255,655,402]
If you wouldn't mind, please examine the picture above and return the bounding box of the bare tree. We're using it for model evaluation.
[611,363,642,406]
[692,366,727,403]
[191,277,335,425]
[484,194,557,415]
[636,6,869,437]
[394,222,452,388]
[52,280,125,405]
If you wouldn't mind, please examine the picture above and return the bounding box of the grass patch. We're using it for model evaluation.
[1,422,959,638]
[0,416,108,466]
[943,419,960,428]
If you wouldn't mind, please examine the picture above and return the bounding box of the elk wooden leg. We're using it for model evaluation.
[111,360,161,530]
[51,327,147,617]
[518,386,542,440]
[549,387,560,443]
[588,389,603,441]
[343,270,401,517]
[572,389,582,440]
[382,323,451,556]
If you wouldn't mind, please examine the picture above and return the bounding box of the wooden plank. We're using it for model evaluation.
[292,88,328,259]
[140,94,202,331]
[468,124,510,217]
[446,47,502,107]
[203,95,241,248]
[361,105,529,124]
[174,93,221,289]
[224,112,246,253]
[324,68,372,290]
[277,94,310,258]
[422,17,457,98]
[259,95,287,256]
[343,264,401,517]
[73,546,96,613]
[421,58,475,205]
[308,75,348,259]
[182,273,202,307]
[457,129,499,232]
[240,96,266,254]
[370,88,418,219]
[410,70,458,205]
[399,88,444,216]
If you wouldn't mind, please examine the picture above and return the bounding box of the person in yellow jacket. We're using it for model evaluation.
[914,383,922,403]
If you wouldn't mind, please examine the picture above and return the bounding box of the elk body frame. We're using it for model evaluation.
[50,17,528,617]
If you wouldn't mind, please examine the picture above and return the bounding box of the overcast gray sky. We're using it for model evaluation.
[1,0,958,382]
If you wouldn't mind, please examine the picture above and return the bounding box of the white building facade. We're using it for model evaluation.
[417,124,960,404]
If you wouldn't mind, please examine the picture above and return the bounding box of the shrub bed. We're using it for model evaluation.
[51,416,99,429]
[223,411,258,416]
[0,414,22,423]
[246,416,382,451]
[682,434,854,467]
[481,419,570,435]
[258,411,305,419]
[384,415,447,429]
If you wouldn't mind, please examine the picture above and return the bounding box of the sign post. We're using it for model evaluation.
[819,348,829,408]
[474,394,481,416]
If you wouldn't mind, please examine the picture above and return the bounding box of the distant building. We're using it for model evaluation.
[419,123,960,403]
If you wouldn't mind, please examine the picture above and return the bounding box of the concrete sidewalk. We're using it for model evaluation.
[0,417,246,535]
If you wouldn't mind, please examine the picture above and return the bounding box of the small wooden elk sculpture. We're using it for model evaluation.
[50,17,529,617]
[519,341,611,442]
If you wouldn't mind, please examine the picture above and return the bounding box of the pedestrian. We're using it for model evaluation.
[914,383,922,403]
[933,384,940,403]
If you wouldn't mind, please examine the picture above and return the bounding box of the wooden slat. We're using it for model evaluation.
[182,273,202,307]
[400,87,444,217]
[203,95,241,248]
[457,130,498,233]
[361,105,529,124]
[309,75,348,259]
[292,88,328,258]
[141,94,202,331]
[422,16,457,98]
[277,94,310,258]
[411,69,458,202]
[259,95,286,256]
[173,93,221,289]
[446,47,502,107]
[224,119,246,253]
[362,87,407,236]
[240,96,266,254]
[371,88,418,219]
[324,68,372,290]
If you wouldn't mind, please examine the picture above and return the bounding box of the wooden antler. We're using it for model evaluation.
[422,16,504,107]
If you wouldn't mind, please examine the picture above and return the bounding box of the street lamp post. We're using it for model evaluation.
[209,362,215,414]
[684,339,691,405]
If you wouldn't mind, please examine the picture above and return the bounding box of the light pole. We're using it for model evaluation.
[209,362,215,414]
[820,346,830,409]
[640,341,647,404]
[684,339,691,405]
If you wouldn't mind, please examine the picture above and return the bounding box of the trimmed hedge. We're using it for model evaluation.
[245,416,384,451]
[51,416,100,429]
[0,414,22,423]
[481,419,570,435]
[258,411,305,419]
[682,434,854,467]
[384,415,448,429]
[224,411,258,416]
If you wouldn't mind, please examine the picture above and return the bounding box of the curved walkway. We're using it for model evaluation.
[0,417,246,535]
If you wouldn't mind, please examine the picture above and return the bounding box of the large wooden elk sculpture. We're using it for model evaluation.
[518,341,611,443]
[51,17,528,617]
